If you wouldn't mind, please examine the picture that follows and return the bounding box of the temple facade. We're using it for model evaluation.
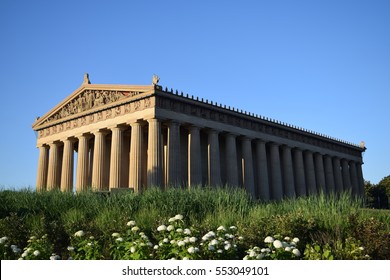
[32,74,366,200]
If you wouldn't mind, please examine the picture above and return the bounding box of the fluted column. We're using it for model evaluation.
[76,134,90,192]
[241,137,255,197]
[47,142,61,190]
[36,145,49,191]
[304,151,317,195]
[349,161,359,196]
[109,126,124,188]
[293,148,306,197]
[92,130,106,191]
[60,138,74,192]
[167,121,181,186]
[225,133,239,186]
[314,153,326,193]
[147,119,163,187]
[188,125,202,187]
[356,162,364,196]
[208,129,221,186]
[324,155,335,194]
[282,145,295,198]
[269,143,283,200]
[255,140,270,201]
[341,159,352,193]
[129,122,142,192]
[332,157,343,193]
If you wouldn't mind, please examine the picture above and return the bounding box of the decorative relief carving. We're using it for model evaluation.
[44,89,143,124]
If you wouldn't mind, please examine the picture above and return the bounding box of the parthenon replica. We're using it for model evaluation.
[32,74,366,200]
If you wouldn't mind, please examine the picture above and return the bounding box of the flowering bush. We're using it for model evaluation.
[244,235,301,260]
[19,235,55,260]
[0,236,22,260]
[68,231,103,260]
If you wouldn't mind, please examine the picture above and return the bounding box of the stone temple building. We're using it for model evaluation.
[32,74,366,200]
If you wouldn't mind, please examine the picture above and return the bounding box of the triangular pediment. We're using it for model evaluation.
[32,83,155,130]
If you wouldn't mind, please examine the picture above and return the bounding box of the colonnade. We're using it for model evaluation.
[36,119,365,200]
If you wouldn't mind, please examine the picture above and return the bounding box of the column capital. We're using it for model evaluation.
[91,128,109,135]
[75,132,92,139]
[60,136,77,143]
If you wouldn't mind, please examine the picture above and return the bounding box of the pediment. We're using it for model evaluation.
[32,84,154,130]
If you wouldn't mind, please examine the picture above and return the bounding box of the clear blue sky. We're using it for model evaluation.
[0,0,389,189]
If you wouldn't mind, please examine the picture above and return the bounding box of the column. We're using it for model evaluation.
[255,140,270,201]
[36,145,49,191]
[92,130,106,191]
[225,133,239,186]
[282,145,295,198]
[332,157,344,193]
[323,155,335,194]
[349,161,359,197]
[147,119,163,187]
[109,126,124,189]
[356,162,364,196]
[293,148,306,197]
[47,142,61,190]
[129,122,142,192]
[60,138,74,192]
[341,159,352,193]
[208,129,221,186]
[188,125,202,187]
[241,137,255,197]
[269,143,283,200]
[167,121,181,186]
[76,134,90,192]
[304,151,317,195]
[314,153,326,193]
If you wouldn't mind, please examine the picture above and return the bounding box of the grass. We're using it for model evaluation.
[0,187,389,259]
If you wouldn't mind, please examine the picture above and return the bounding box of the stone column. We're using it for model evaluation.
[304,150,317,195]
[188,125,202,187]
[255,140,270,201]
[314,153,326,193]
[208,129,221,186]
[167,121,181,186]
[109,126,124,189]
[76,134,90,192]
[323,155,335,194]
[341,159,352,193]
[129,122,142,192]
[349,161,359,196]
[269,143,283,200]
[241,137,255,197]
[293,148,306,197]
[47,142,61,190]
[36,145,49,191]
[282,145,295,198]
[332,157,344,193]
[147,119,163,187]
[225,133,239,186]
[60,138,74,192]
[356,162,364,196]
[91,130,106,191]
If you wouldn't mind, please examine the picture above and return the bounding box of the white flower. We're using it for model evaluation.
[74,230,85,237]
[224,243,232,250]
[257,253,265,259]
[21,251,28,258]
[87,242,92,246]
[183,257,189,260]
[33,250,40,256]
[189,237,197,243]
[131,226,140,232]
[116,237,124,242]
[0,237,8,244]
[168,217,176,223]
[167,225,175,231]
[147,242,153,247]
[264,236,274,243]
[210,239,219,246]
[130,247,136,253]
[127,220,136,227]
[188,247,196,254]
[154,245,159,250]
[359,247,364,251]
[112,232,120,238]
[176,228,183,233]
[157,225,167,232]
[225,233,234,239]
[285,246,292,252]
[238,236,244,241]
[292,248,301,257]
[229,226,237,230]
[273,240,283,249]
[217,249,223,253]
[249,250,257,257]
[67,246,74,251]
[243,256,249,260]
[174,214,183,220]
[170,240,176,244]
[50,254,61,260]
[292,237,300,243]
[177,241,186,247]
[163,238,169,243]
[208,245,215,251]
[217,226,226,231]
[184,228,192,235]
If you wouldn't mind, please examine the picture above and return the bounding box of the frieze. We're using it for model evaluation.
[44,89,143,124]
